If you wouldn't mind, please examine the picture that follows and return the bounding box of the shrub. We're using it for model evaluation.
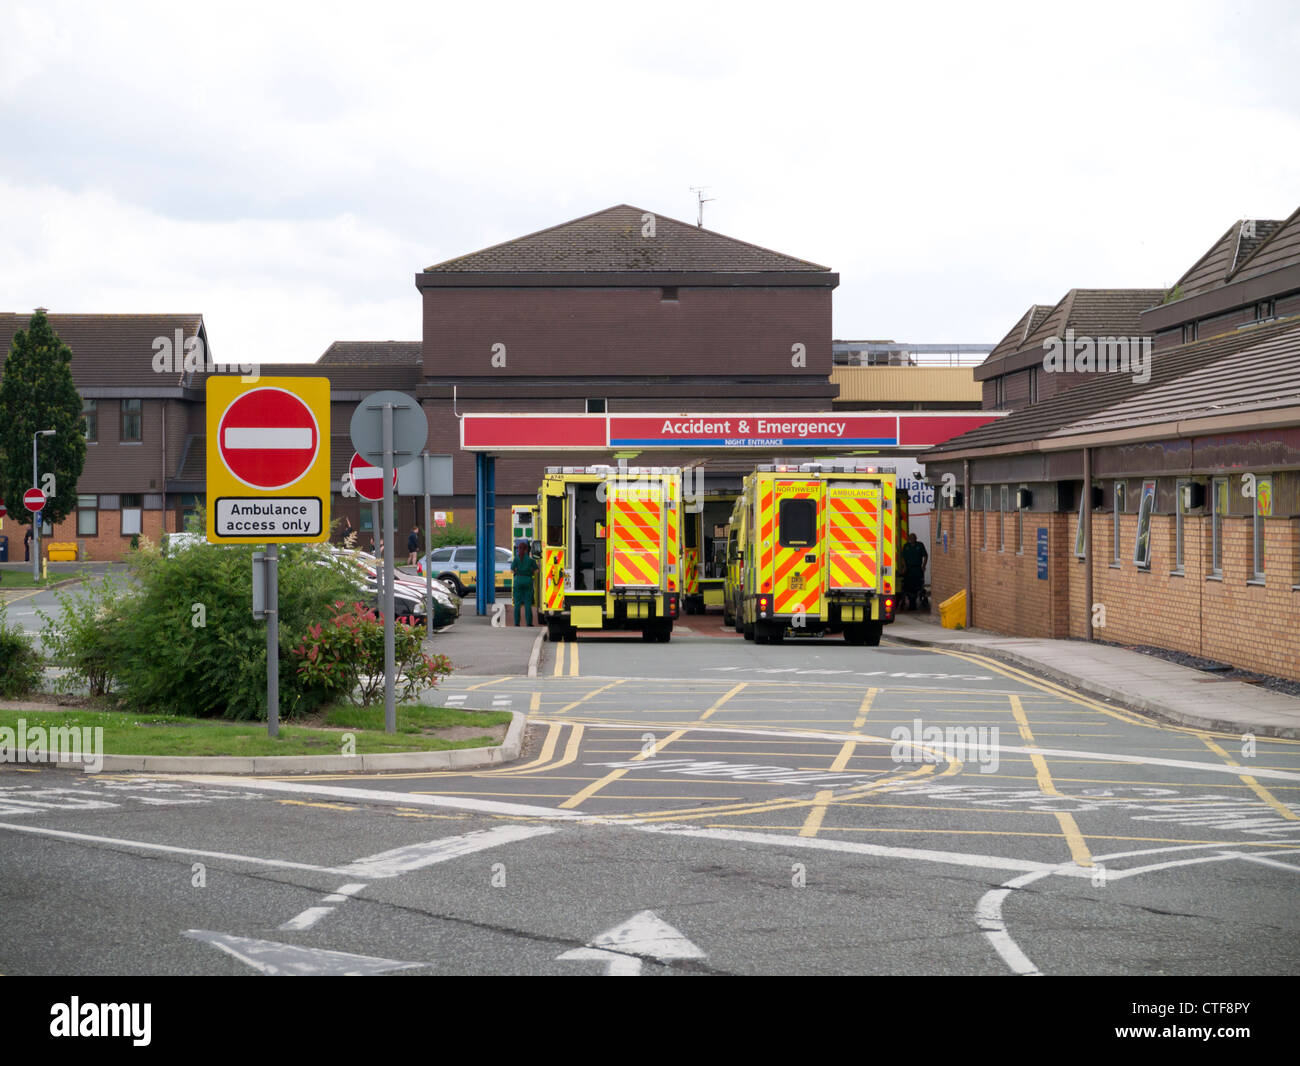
[0,603,42,697]
[425,524,477,551]
[292,601,453,707]
[37,571,127,697]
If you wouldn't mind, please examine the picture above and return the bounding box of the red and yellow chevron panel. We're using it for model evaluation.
[826,486,881,591]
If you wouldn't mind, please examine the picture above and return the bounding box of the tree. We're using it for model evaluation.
[0,310,87,527]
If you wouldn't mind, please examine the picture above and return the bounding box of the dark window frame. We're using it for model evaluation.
[121,398,143,443]
[777,498,816,548]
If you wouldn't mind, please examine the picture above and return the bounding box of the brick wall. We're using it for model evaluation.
[46,506,169,561]
[931,507,1300,680]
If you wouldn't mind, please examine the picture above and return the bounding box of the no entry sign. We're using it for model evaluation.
[218,387,320,490]
[23,488,46,513]
[349,452,396,502]
[206,377,330,543]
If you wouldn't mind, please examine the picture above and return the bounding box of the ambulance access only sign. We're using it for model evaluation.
[206,377,331,542]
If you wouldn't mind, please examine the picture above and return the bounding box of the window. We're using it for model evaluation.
[360,507,374,533]
[995,378,1006,409]
[1074,482,1089,558]
[1210,477,1228,576]
[180,493,202,532]
[429,548,454,565]
[1134,480,1156,569]
[661,287,679,301]
[1182,321,1199,344]
[1252,475,1272,580]
[120,493,143,536]
[1028,367,1038,405]
[1174,479,1187,573]
[544,495,563,546]
[586,398,606,414]
[1015,485,1025,554]
[778,498,816,548]
[684,514,698,549]
[76,494,98,536]
[1252,299,1276,322]
[1112,481,1126,564]
[83,398,97,443]
[982,485,992,549]
[121,399,142,442]
[998,485,1008,552]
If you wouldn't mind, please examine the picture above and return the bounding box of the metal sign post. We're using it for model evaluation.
[423,452,433,640]
[350,390,428,736]
[266,543,279,738]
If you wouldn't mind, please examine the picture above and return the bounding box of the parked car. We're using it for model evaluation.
[327,547,460,629]
[421,545,513,597]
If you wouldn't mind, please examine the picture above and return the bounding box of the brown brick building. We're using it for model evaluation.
[925,207,1300,680]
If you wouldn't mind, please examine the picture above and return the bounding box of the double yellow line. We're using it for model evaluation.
[552,640,580,677]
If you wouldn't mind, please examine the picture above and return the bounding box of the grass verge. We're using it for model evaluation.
[0,705,511,757]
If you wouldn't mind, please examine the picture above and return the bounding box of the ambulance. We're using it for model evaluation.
[538,465,682,642]
[724,461,898,645]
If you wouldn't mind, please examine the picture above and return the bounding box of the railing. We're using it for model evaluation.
[832,342,992,368]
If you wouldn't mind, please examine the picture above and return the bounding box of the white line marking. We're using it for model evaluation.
[278,906,334,931]
[184,931,426,976]
[224,427,312,449]
[341,824,557,878]
[975,871,1050,976]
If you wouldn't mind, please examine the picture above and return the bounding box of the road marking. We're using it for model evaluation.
[570,641,580,677]
[553,642,565,677]
[279,906,334,931]
[1010,693,1090,867]
[1199,735,1299,822]
[553,680,625,717]
[466,676,510,692]
[698,682,746,721]
[559,730,686,810]
[557,910,705,975]
[530,692,541,712]
[342,825,558,877]
[852,687,878,729]
[975,871,1050,976]
[184,931,427,976]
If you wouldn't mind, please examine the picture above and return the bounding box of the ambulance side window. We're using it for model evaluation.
[778,499,816,547]
[545,496,563,545]
[685,518,698,549]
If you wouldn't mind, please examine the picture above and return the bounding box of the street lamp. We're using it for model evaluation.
[32,429,54,580]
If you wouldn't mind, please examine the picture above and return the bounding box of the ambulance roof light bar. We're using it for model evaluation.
[545,465,681,475]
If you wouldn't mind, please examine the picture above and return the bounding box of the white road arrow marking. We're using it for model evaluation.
[340,824,556,879]
[184,930,426,976]
[558,910,705,975]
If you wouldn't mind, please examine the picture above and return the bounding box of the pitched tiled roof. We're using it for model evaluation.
[0,313,207,388]
[1226,206,1300,286]
[930,315,1300,455]
[976,290,1164,380]
[319,341,421,366]
[1167,217,1288,300]
[986,304,1053,361]
[425,204,831,273]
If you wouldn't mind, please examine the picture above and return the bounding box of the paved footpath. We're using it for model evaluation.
[888,614,1300,740]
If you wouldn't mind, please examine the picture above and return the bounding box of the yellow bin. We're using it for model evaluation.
[47,541,78,562]
[939,590,966,629]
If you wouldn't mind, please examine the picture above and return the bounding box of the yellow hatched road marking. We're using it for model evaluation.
[552,642,565,677]
[1009,693,1093,866]
[530,692,541,712]
[852,688,879,729]
[698,682,747,721]
[553,679,623,716]
[1199,735,1299,821]
[559,727,685,809]
[466,676,510,692]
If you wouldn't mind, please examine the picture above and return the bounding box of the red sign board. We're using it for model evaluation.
[0,501,7,518]
[349,452,396,502]
[216,386,320,491]
[23,488,46,513]
[462,415,607,450]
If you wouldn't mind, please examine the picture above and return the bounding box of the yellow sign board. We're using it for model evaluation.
[206,376,331,543]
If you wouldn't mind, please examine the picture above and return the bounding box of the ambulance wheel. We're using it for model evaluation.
[656,621,672,643]
[863,622,883,647]
[743,622,755,641]
[547,620,567,643]
[756,622,783,645]
[641,627,656,641]
[723,607,734,627]
[845,624,867,646]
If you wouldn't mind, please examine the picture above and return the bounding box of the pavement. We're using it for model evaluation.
[428,601,542,676]
[888,611,1300,740]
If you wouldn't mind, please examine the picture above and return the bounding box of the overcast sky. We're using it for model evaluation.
[2,0,1298,365]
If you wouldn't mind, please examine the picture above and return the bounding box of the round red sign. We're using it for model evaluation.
[349,452,396,502]
[23,488,46,513]
[217,387,320,491]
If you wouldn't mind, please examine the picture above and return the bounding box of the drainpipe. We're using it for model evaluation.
[963,459,972,628]
[1082,446,1093,641]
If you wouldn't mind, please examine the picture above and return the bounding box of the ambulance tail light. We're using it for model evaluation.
[758,593,770,618]
[669,593,679,618]
[882,596,895,621]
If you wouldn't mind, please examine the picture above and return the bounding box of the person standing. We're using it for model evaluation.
[407,525,420,566]
[901,532,928,611]
[24,526,33,562]
[510,540,539,626]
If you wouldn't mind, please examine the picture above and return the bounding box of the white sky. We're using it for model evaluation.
[2,0,1298,365]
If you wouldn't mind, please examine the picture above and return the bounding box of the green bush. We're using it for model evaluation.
[292,601,453,707]
[425,523,477,551]
[41,531,360,719]
[0,603,42,697]
[37,571,127,697]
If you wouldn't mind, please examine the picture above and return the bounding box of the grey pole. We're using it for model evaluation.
[423,451,433,640]
[266,542,279,738]
[32,432,39,581]
[382,404,396,734]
